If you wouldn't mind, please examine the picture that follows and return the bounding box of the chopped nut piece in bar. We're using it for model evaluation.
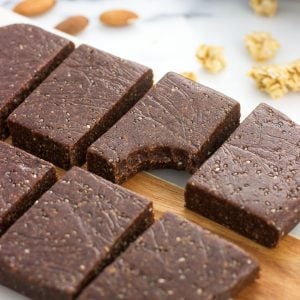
[87,72,240,184]
[245,32,280,62]
[0,167,153,300]
[185,104,300,247]
[79,212,259,300]
[0,24,74,139]
[0,141,56,235]
[8,44,153,169]
[195,44,226,73]
[250,0,278,17]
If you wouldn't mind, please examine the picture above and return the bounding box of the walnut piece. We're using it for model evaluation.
[195,44,226,74]
[245,32,280,62]
[180,72,198,81]
[250,0,278,17]
[249,61,300,99]
[286,60,300,92]
[248,65,289,99]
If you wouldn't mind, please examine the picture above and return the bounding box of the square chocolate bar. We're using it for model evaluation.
[79,213,259,299]
[0,167,153,299]
[186,103,300,247]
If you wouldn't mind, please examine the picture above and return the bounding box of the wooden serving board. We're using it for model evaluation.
[7,150,300,300]
[123,172,300,300]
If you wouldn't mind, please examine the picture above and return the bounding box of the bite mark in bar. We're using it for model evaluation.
[8,44,153,169]
[88,72,240,183]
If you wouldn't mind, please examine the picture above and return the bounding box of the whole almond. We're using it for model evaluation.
[99,9,138,27]
[55,16,89,35]
[13,0,56,17]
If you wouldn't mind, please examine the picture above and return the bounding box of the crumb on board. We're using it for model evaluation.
[248,60,300,99]
[195,44,226,74]
[249,0,278,17]
[180,72,198,81]
[245,32,280,62]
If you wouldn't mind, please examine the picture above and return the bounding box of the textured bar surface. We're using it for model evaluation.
[0,141,56,235]
[0,167,153,300]
[185,103,300,247]
[88,72,240,183]
[0,23,74,139]
[79,212,259,300]
[8,44,153,169]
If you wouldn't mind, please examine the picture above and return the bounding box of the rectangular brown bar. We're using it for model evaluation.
[0,141,56,235]
[8,44,153,169]
[79,212,259,300]
[0,167,153,300]
[87,72,240,184]
[0,24,74,139]
[185,103,300,247]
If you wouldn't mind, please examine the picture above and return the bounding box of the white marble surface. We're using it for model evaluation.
[0,1,299,299]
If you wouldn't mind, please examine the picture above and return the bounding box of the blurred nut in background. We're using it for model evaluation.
[250,0,278,17]
[99,9,139,27]
[196,44,226,74]
[180,72,198,81]
[55,16,89,35]
[249,64,289,99]
[245,32,280,62]
[249,60,300,98]
[13,0,56,17]
[286,60,300,92]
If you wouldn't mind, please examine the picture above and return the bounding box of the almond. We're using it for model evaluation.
[13,0,56,17]
[99,9,138,27]
[55,16,89,35]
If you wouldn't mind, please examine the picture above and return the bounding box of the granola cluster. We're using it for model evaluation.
[250,0,278,17]
[195,44,226,74]
[249,61,300,99]
[245,32,280,62]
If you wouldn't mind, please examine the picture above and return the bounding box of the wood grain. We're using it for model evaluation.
[123,172,300,300]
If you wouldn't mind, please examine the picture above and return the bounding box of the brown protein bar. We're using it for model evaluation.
[8,44,153,169]
[185,103,300,247]
[0,141,56,235]
[87,72,240,184]
[79,212,259,300]
[0,24,74,139]
[0,167,153,300]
